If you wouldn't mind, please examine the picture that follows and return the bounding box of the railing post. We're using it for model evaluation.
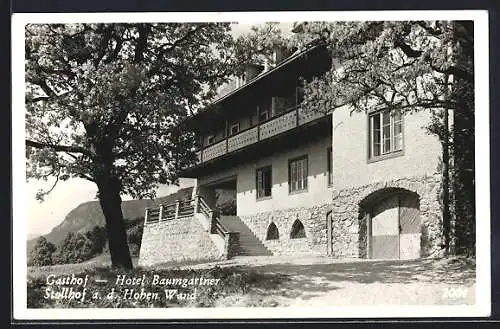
[194,195,200,213]
[209,210,215,234]
[295,106,299,127]
[158,205,163,221]
[175,200,180,220]
[144,208,149,225]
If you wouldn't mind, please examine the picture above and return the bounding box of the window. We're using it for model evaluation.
[288,155,308,193]
[290,220,306,239]
[369,109,403,159]
[266,223,279,240]
[256,166,272,199]
[230,122,240,135]
[207,135,215,145]
[296,86,305,104]
[259,109,268,123]
[327,147,333,185]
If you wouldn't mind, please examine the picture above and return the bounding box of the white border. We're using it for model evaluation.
[12,10,490,320]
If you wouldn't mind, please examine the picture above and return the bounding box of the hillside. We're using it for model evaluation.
[27,187,193,251]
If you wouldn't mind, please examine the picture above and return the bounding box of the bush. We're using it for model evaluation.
[126,217,144,256]
[28,237,56,267]
[85,225,107,255]
[32,218,145,266]
[52,232,96,264]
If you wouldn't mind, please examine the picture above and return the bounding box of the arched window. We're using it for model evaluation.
[290,220,306,239]
[266,223,279,240]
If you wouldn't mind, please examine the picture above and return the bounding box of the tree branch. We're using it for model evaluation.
[134,24,150,63]
[430,63,473,83]
[26,139,92,157]
[394,39,423,58]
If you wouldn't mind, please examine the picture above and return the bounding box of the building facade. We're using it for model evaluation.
[139,40,444,266]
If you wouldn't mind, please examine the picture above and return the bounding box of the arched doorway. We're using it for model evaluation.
[364,189,421,260]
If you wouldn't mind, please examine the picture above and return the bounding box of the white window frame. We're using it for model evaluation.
[289,155,308,193]
[369,109,403,160]
[256,165,272,199]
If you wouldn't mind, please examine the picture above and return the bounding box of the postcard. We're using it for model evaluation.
[12,10,490,320]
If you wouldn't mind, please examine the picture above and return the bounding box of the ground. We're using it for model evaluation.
[28,255,475,307]
[182,255,476,307]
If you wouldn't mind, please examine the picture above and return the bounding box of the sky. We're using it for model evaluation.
[25,22,295,238]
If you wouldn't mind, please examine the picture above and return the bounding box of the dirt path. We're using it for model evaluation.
[190,256,476,307]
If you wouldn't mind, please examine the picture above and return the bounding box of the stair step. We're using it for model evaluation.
[219,215,272,256]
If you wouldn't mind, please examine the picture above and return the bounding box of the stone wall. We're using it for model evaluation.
[138,216,223,267]
[239,203,331,256]
[330,173,443,258]
[224,231,240,259]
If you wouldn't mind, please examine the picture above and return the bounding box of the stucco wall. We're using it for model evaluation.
[198,135,333,215]
[332,106,442,189]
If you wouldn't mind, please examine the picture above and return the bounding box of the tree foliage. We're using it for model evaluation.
[28,236,56,266]
[293,21,474,255]
[25,23,240,268]
[295,21,473,114]
[51,232,94,264]
[25,23,237,200]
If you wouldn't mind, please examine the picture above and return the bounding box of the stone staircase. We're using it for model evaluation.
[219,216,273,256]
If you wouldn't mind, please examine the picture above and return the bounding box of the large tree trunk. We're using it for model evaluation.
[96,175,133,269]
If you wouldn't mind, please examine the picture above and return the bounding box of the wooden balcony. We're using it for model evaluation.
[193,106,325,165]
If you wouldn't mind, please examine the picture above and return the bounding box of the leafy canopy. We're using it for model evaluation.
[294,21,473,115]
[25,23,237,199]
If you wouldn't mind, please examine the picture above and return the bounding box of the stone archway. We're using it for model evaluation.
[360,188,421,259]
[329,175,442,259]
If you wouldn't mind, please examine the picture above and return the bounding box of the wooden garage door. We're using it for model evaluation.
[399,194,420,259]
[370,193,421,260]
[371,196,400,259]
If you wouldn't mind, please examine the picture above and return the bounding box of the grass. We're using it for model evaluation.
[27,255,475,308]
[27,262,287,308]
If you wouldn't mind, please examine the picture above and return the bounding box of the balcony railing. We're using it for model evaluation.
[194,107,325,165]
[144,195,230,242]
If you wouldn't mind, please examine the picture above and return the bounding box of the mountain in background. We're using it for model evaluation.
[27,187,193,252]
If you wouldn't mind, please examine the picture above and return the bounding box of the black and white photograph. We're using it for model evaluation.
[11,11,490,319]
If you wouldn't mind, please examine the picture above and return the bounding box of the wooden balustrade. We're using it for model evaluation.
[202,140,227,161]
[143,195,229,241]
[259,109,297,140]
[227,126,258,152]
[194,107,326,165]
[298,107,324,125]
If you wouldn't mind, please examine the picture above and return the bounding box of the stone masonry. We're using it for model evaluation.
[330,173,443,258]
[238,203,331,256]
[138,173,443,264]
[238,173,443,259]
[138,216,223,267]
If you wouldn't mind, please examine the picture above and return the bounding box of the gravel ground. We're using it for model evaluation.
[28,254,476,307]
[185,255,476,307]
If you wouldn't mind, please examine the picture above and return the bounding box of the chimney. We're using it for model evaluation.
[273,46,290,65]
[244,63,264,81]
